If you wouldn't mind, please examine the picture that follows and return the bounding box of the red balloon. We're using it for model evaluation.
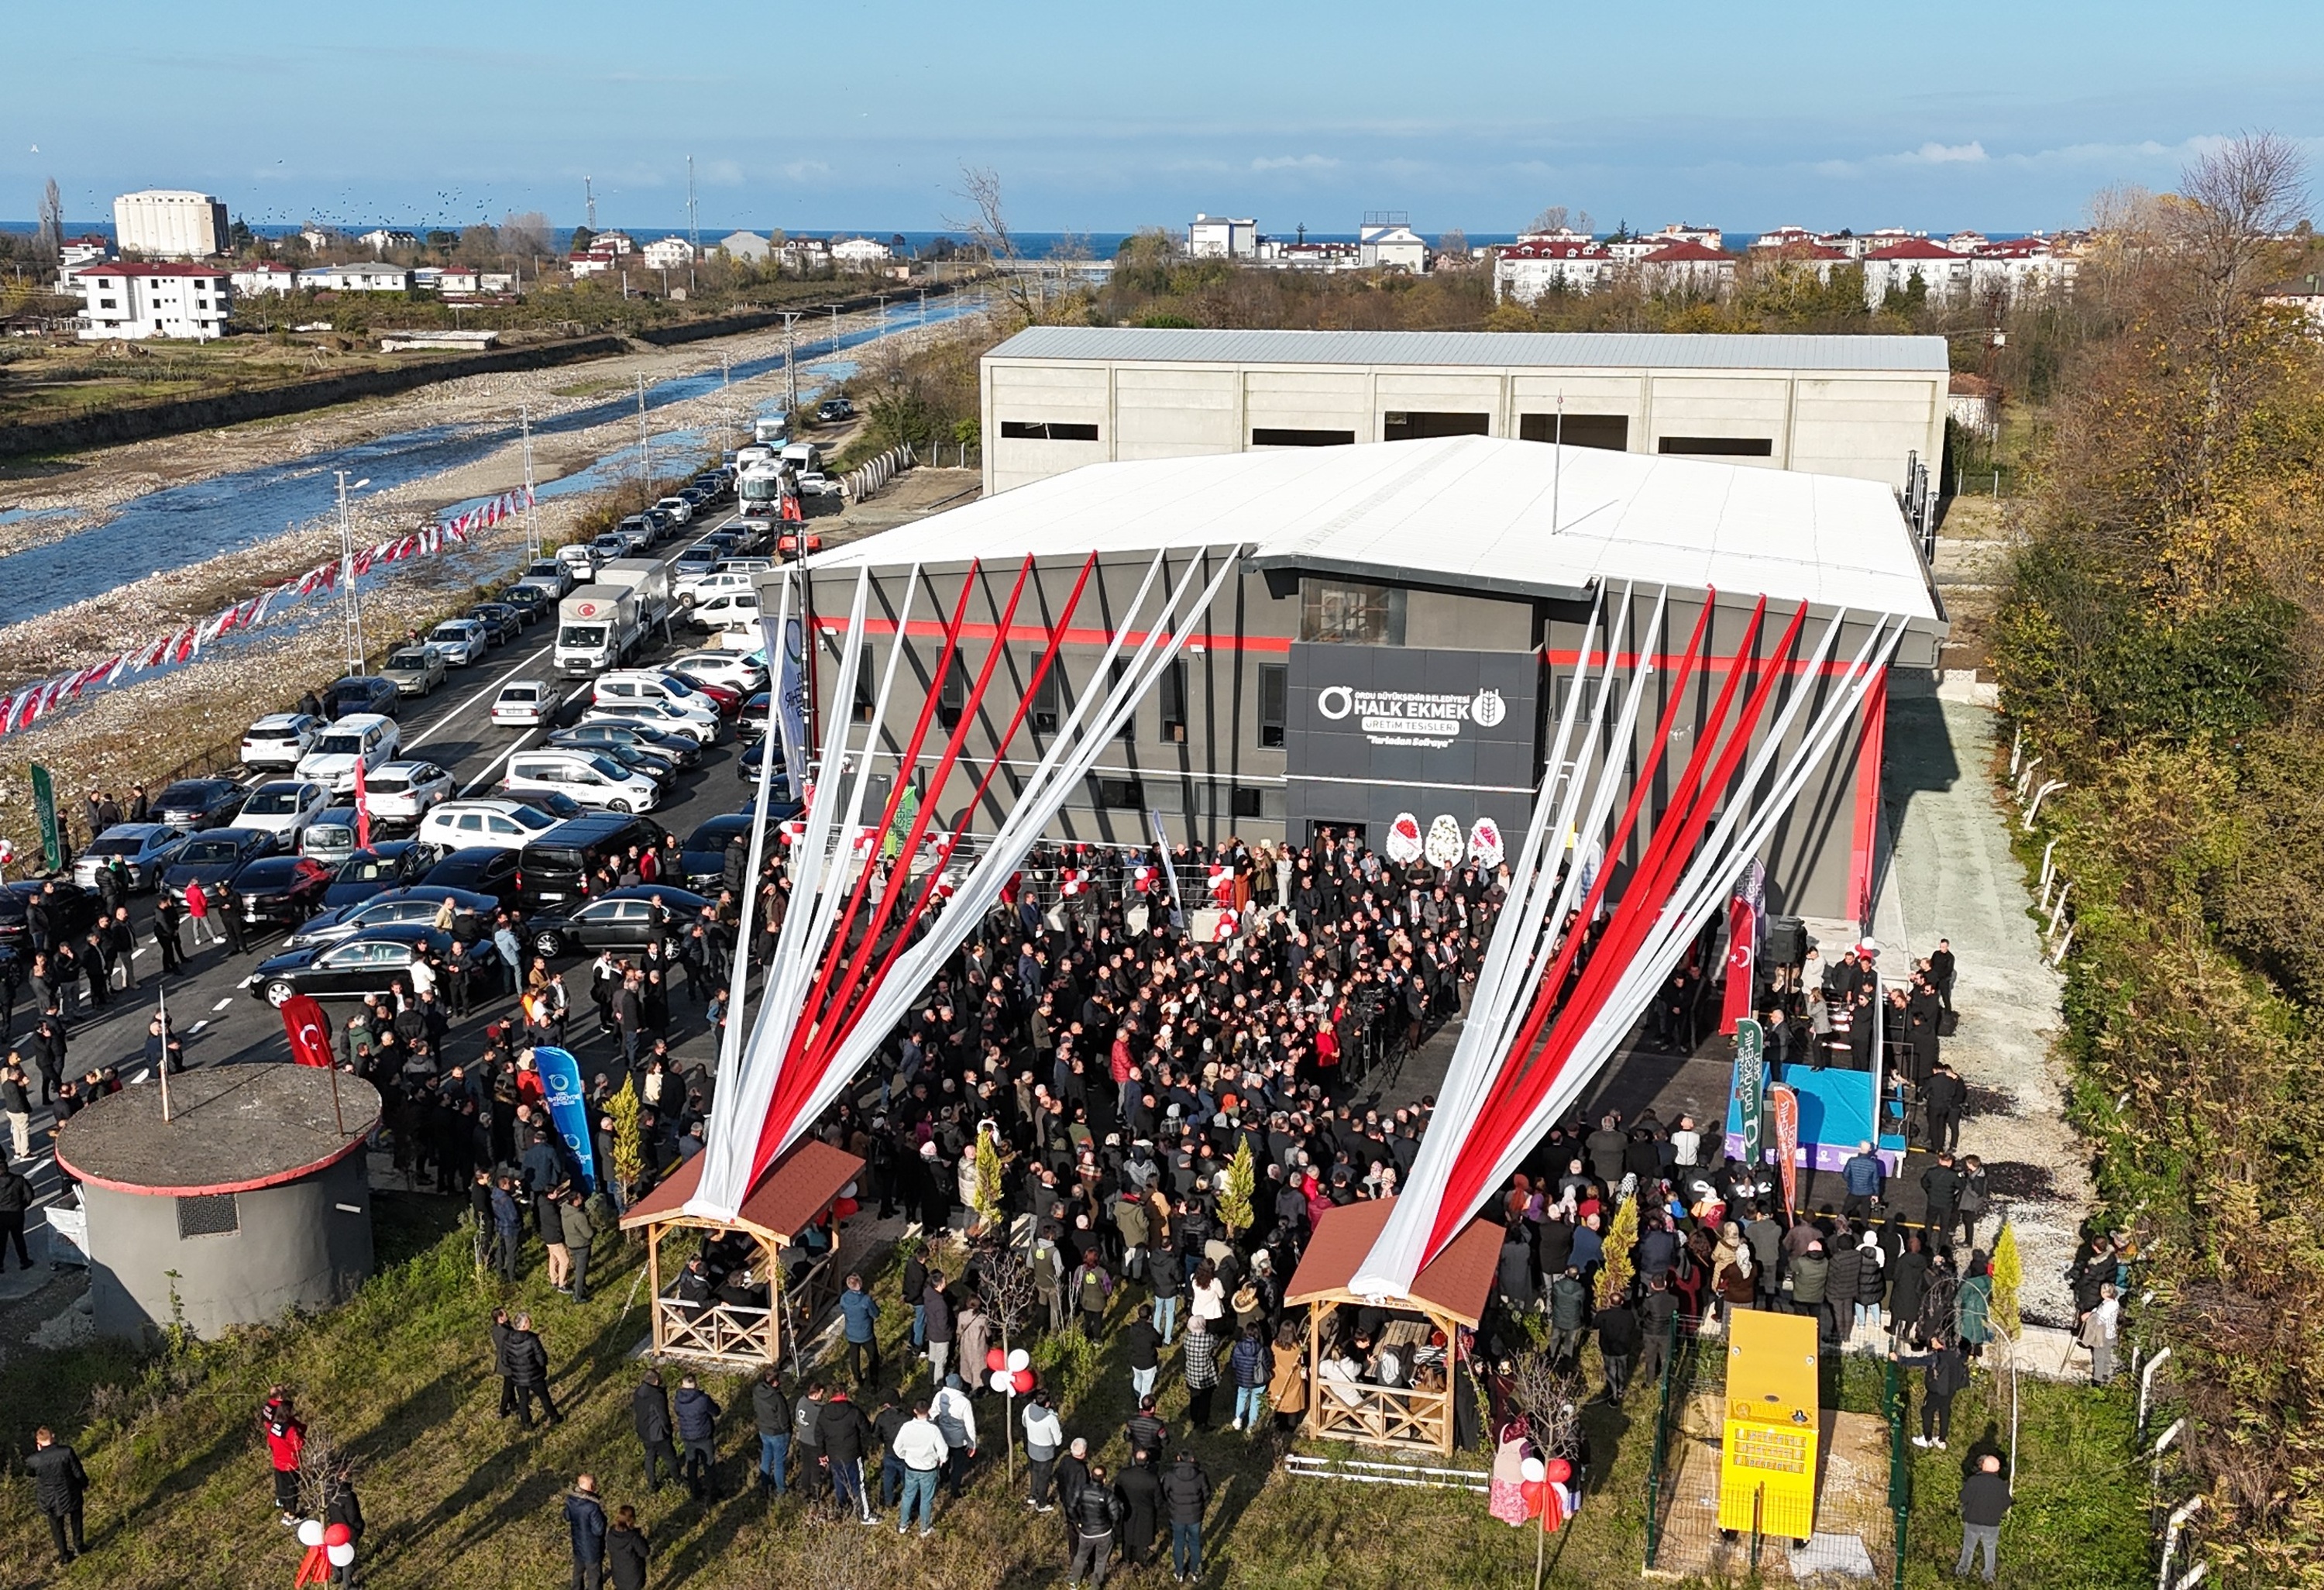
[321,1522,352,1548]
[1011,1368,1036,1394]
[1543,1458,1572,1485]
[1519,1479,1545,1516]
[985,1347,1009,1372]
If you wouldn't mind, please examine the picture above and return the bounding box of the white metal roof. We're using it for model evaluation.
[986,325,1948,373]
[812,435,1941,623]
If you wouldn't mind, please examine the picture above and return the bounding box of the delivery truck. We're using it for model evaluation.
[554,585,643,677]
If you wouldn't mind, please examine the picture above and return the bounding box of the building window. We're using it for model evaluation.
[1382,411,1490,442]
[1519,413,1631,451]
[1231,786,1265,820]
[1094,774,1144,810]
[177,1192,239,1237]
[1657,435,1774,457]
[1299,577,1406,646]
[1159,659,1188,743]
[999,420,1100,442]
[1258,663,1287,748]
[937,656,967,729]
[851,645,876,724]
[1251,427,1355,448]
[1110,659,1134,741]
[1030,668,1061,734]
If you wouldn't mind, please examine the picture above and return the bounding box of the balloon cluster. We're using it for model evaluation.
[985,1346,1034,1396]
[294,1518,356,1583]
[1518,1457,1574,1530]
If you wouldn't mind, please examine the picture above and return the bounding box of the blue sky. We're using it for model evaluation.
[5,1,2318,237]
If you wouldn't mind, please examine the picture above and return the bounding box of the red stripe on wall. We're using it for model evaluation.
[1847,668,1889,932]
[815,617,1292,654]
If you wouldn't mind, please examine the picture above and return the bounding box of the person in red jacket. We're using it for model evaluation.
[262,1387,305,1524]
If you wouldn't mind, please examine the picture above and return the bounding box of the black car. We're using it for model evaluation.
[816,398,855,423]
[152,778,249,831]
[160,828,280,900]
[469,603,522,645]
[526,883,710,959]
[550,722,703,769]
[287,884,498,950]
[246,924,496,1006]
[324,676,401,721]
[420,845,522,907]
[501,584,550,625]
[226,853,335,928]
[679,814,751,892]
[0,881,101,952]
[550,737,676,785]
[734,693,772,747]
[320,843,428,910]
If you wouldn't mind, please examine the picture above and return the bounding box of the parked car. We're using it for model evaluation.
[416,799,560,853]
[591,532,632,563]
[428,619,489,666]
[381,645,447,698]
[555,543,602,580]
[679,813,751,892]
[323,676,401,721]
[419,845,522,907]
[566,739,677,783]
[152,778,248,831]
[501,584,551,625]
[236,780,332,845]
[593,671,726,725]
[316,842,430,910]
[300,809,365,868]
[240,712,324,771]
[669,650,768,696]
[525,884,711,959]
[360,761,456,821]
[658,670,741,714]
[549,721,703,769]
[73,824,187,893]
[0,881,101,952]
[469,603,522,645]
[580,701,717,745]
[491,679,553,726]
[290,883,498,949]
[654,494,693,525]
[225,853,335,928]
[502,748,663,814]
[159,828,279,901]
[816,397,855,423]
[517,558,576,597]
[244,924,493,1007]
[297,714,401,794]
[515,814,669,909]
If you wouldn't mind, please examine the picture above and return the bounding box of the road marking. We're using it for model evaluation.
[211,997,233,1011]
[132,1069,150,1084]
[188,1020,208,1034]
[132,946,146,959]
[458,680,599,797]
[406,646,550,750]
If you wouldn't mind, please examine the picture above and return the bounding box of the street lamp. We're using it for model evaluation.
[335,473,371,676]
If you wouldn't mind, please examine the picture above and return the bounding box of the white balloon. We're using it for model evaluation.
[989,1370,1014,1393]
[1519,1457,1546,1483]
[326,1542,356,1567]
[297,1519,326,1547]
[1006,1347,1030,1372]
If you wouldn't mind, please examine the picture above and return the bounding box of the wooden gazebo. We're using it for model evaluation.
[619,1140,865,1369]
[1284,1196,1500,1454]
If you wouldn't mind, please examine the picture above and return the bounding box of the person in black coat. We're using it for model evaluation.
[28,1427,87,1564]
[565,1474,608,1590]
[490,1306,517,1418]
[324,1461,364,1587]
[606,1505,651,1590]
[506,1312,560,1427]
[633,1369,678,1492]
[1893,1336,1971,1449]
[1160,1451,1212,1581]
[1593,1295,1642,1402]
[1115,1452,1162,1567]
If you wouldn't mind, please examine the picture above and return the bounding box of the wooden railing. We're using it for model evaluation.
[654,1296,775,1363]
[1308,1378,1452,1451]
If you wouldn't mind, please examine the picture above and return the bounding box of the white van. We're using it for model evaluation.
[297,713,402,793]
[780,441,825,473]
[418,799,561,852]
[502,749,661,814]
[689,588,761,632]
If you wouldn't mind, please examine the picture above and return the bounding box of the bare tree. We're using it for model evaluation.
[946,164,1045,324]
[34,177,63,264]
[1505,1348,1586,1457]
[1436,227,1471,265]
[2171,132,2309,451]
[1525,205,1593,239]
[500,209,552,261]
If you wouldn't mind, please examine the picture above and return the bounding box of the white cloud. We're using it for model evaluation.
[1250,153,1338,172]
[1906,140,1988,164]
[780,160,832,183]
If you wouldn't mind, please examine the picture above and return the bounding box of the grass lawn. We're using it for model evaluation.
[0,1195,2148,1588]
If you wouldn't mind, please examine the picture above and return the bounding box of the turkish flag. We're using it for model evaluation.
[280,993,335,1068]
[1721,896,1756,1034]
[352,756,371,851]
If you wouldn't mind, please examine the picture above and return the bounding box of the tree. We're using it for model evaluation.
[1435,227,1470,265]
[1218,1137,1255,1241]
[1988,1220,2023,1339]
[947,164,1048,325]
[970,1126,1005,1237]
[2170,132,2309,455]
[1525,205,1593,238]
[1594,1196,1638,1309]
[607,1077,645,1199]
[34,177,62,264]
[501,210,552,260]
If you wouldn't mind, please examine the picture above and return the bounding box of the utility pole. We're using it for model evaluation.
[686,154,700,294]
[520,404,540,561]
[334,471,370,675]
[636,374,651,501]
[783,311,800,422]
[585,176,596,232]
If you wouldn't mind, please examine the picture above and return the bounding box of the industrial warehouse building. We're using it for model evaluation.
[793,433,1945,928]
[978,327,1949,500]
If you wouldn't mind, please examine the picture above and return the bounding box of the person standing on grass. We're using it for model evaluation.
[752,1368,791,1498]
[1892,1336,1968,1451]
[930,1372,978,1499]
[792,1382,827,1513]
[263,1387,305,1526]
[1023,1388,1064,1513]
[1116,1450,1162,1569]
[1122,1309,1163,1402]
[1180,1316,1221,1430]
[1161,1450,1212,1582]
[923,1271,955,1387]
[565,1473,608,1590]
[562,1192,595,1303]
[819,1386,878,1525]
[606,1504,650,1590]
[839,1272,882,1385]
[1954,1451,2011,1584]
[2080,1283,2121,1385]
[323,1460,364,1588]
[890,1399,947,1537]
[633,1369,679,1493]
[28,1427,88,1565]
[674,1373,721,1498]
[507,1313,562,1429]
[1229,1320,1270,1431]
[1067,1461,1122,1588]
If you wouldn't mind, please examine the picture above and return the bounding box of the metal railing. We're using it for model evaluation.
[1883,1355,1913,1590]
[1642,1307,1690,1568]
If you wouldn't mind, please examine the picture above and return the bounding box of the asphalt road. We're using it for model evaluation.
[5,509,765,1247]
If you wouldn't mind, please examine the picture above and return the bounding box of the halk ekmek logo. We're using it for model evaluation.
[1316,684,1508,728]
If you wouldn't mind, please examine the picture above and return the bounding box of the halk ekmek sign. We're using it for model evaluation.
[1315,683,1509,749]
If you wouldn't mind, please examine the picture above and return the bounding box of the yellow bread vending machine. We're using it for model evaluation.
[1717,1310,1820,1540]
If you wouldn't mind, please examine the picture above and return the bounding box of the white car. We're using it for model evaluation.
[676,566,753,606]
[689,588,761,632]
[360,760,456,821]
[236,780,332,843]
[428,618,489,666]
[240,712,324,771]
[593,670,724,724]
[580,701,717,745]
[654,495,693,525]
[670,650,768,694]
[74,823,187,892]
[516,559,576,597]
[491,679,552,726]
[556,543,603,579]
[795,470,843,497]
[297,713,401,794]
[417,799,560,853]
[503,749,662,814]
